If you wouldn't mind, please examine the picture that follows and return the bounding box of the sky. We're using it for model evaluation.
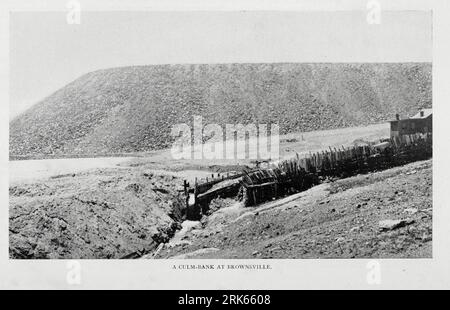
[9,10,432,118]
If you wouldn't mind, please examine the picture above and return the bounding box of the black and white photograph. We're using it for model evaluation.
[1,0,449,291]
[8,9,433,260]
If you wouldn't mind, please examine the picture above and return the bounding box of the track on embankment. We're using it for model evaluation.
[186,132,432,220]
[158,159,432,259]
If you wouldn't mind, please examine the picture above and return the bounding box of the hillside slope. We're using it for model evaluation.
[159,160,432,259]
[9,167,185,259]
[10,63,432,157]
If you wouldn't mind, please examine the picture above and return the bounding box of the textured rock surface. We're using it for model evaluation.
[10,63,431,157]
[9,168,185,259]
[158,160,432,259]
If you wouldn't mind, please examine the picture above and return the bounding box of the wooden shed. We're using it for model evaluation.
[390,108,432,138]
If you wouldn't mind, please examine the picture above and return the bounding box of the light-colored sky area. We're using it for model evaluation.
[9,10,432,118]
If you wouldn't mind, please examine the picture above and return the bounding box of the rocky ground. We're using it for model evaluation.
[9,123,432,259]
[9,158,432,259]
[9,168,186,259]
[9,124,394,259]
[158,160,432,259]
[10,63,431,157]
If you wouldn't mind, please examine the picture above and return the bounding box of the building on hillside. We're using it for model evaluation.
[390,108,432,138]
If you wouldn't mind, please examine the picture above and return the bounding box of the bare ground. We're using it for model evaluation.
[158,160,432,259]
[9,167,186,259]
[9,124,431,259]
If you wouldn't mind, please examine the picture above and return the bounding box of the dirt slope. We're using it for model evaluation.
[9,168,186,259]
[159,160,432,259]
[10,63,431,157]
